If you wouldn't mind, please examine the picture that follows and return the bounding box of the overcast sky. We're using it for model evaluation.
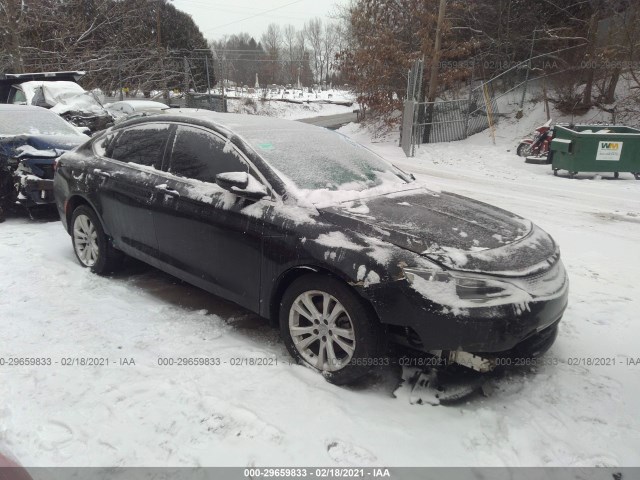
[171,0,349,42]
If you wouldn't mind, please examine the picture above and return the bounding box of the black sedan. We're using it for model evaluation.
[0,104,89,217]
[53,111,568,384]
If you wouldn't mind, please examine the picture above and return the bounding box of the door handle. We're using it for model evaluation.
[155,184,180,197]
[93,169,111,178]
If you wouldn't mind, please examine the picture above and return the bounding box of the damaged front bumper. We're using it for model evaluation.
[361,259,569,371]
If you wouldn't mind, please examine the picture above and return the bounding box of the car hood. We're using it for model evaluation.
[317,188,558,276]
[0,134,86,159]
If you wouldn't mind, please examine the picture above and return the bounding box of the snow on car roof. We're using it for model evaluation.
[108,100,169,110]
[0,104,49,111]
[155,109,313,131]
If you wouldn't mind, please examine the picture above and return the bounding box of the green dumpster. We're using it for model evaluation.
[549,124,640,179]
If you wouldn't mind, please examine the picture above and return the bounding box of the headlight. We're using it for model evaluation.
[454,277,511,301]
[403,267,529,306]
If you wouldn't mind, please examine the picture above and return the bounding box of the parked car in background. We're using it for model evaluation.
[0,71,84,101]
[53,111,568,384]
[9,81,113,133]
[105,100,170,123]
[1,71,113,133]
[0,105,89,218]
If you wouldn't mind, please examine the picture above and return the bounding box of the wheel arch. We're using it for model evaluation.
[268,264,381,326]
[65,194,107,235]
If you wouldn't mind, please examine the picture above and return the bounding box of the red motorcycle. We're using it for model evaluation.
[517,119,553,158]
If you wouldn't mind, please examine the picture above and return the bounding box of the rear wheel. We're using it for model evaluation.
[279,274,384,385]
[71,205,122,274]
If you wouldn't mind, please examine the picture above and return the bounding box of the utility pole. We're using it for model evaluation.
[156,0,169,101]
[423,0,447,143]
[118,53,123,101]
[183,56,190,97]
[426,0,447,103]
[518,29,537,118]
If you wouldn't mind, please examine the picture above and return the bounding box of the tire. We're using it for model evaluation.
[516,142,532,157]
[614,172,619,179]
[279,273,384,385]
[71,205,122,274]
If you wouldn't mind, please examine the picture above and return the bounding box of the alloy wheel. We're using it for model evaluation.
[73,214,99,267]
[289,290,356,372]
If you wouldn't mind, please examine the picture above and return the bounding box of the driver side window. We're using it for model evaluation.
[168,126,248,183]
[10,88,27,105]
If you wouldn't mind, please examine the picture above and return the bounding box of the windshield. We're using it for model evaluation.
[241,125,411,192]
[0,110,83,136]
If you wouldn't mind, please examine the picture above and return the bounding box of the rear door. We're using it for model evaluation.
[92,123,172,261]
[153,124,268,311]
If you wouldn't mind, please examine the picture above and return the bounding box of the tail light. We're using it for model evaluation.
[54,158,60,172]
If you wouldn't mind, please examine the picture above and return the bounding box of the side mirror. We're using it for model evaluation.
[216,172,268,200]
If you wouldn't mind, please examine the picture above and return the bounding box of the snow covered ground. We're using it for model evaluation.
[227,96,356,120]
[225,88,356,119]
[1,107,639,467]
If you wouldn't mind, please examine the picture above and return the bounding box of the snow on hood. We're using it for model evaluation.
[318,190,558,276]
[16,144,60,158]
[0,134,87,159]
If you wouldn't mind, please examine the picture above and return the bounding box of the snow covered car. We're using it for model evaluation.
[53,112,569,384]
[0,105,89,212]
[6,80,113,133]
[104,100,170,123]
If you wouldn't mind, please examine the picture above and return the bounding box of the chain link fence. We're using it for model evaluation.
[400,45,585,156]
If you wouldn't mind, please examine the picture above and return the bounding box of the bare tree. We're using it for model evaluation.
[322,23,339,85]
[305,18,324,84]
[261,23,283,84]
[283,24,297,84]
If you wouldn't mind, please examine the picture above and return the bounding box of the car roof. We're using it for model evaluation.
[110,100,168,107]
[116,109,322,138]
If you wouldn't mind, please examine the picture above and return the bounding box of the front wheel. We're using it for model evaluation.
[279,274,384,385]
[516,142,532,157]
[71,205,122,274]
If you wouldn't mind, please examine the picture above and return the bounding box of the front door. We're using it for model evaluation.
[153,125,267,311]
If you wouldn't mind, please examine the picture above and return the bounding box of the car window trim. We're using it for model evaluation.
[91,124,172,177]
[92,123,277,204]
[165,121,278,202]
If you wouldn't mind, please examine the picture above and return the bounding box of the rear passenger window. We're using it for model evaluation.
[109,124,170,168]
[169,126,247,183]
